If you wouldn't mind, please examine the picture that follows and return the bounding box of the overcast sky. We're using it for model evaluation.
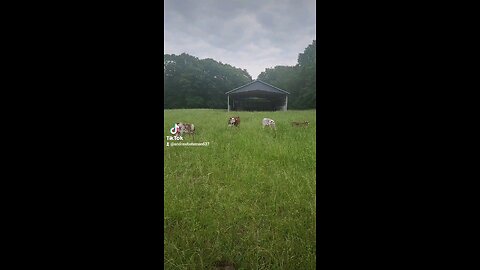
[164,0,316,79]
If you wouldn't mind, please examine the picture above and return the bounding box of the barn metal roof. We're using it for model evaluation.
[225,80,290,95]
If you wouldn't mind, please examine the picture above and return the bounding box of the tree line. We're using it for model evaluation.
[258,40,316,109]
[164,40,316,109]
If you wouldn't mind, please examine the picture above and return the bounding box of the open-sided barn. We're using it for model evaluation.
[225,80,290,111]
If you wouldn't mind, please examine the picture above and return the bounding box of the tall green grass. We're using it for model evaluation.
[164,109,316,269]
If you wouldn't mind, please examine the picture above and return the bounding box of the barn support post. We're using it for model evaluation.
[227,95,230,112]
[283,95,288,111]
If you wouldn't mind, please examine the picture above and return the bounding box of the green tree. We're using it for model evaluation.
[257,40,316,109]
[164,53,252,109]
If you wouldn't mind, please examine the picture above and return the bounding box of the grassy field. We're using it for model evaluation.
[164,109,316,269]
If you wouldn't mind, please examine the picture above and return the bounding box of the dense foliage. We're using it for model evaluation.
[164,40,316,109]
[164,54,252,109]
[258,40,316,109]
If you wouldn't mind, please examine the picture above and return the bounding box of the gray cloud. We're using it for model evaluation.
[164,0,316,79]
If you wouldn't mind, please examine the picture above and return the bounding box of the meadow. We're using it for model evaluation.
[164,109,316,269]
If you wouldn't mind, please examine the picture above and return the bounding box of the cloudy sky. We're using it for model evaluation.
[164,0,316,79]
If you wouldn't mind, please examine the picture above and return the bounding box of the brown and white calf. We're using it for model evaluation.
[175,122,195,140]
[228,116,240,127]
[262,118,276,129]
[291,121,309,127]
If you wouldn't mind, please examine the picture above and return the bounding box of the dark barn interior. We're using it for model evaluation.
[226,80,290,111]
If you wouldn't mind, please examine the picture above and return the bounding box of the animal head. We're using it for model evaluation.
[228,116,240,126]
[263,118,275,124]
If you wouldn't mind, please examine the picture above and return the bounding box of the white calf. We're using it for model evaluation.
[262,118,276,129]
[176,122,195,140]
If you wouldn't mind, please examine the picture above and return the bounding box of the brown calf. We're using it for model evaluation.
[291,121,309,127]
[228,116,240,127]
